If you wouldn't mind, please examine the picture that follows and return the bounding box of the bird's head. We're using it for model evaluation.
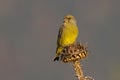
[63,14,77,26]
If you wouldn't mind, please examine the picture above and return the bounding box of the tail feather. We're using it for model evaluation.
[53,57,59,61]
[54,46,63,61]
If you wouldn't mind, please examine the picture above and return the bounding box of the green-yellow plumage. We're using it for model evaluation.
[54,14,79,61]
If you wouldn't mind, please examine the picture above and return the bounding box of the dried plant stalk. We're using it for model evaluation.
[73,60,84,80]
[60,42,94,80]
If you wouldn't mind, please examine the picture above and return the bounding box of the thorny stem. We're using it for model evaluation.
[73,60,84,80]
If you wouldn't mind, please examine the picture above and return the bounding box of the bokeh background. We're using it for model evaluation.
[0,0,120,80]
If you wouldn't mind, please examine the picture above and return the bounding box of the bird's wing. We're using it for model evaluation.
[57,26,63,45]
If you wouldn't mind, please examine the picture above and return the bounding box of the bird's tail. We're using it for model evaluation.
[54,46,63,61]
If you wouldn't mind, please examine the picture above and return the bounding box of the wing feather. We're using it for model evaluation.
[57,26,63,46]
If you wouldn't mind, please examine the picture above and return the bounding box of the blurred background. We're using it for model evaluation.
[0,0,120,80]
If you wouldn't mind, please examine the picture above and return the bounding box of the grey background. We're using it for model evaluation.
[0,0,120,80]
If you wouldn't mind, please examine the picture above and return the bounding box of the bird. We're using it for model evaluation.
[54,14,79,61]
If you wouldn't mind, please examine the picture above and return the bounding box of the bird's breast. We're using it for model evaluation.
[60,25,78,46]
